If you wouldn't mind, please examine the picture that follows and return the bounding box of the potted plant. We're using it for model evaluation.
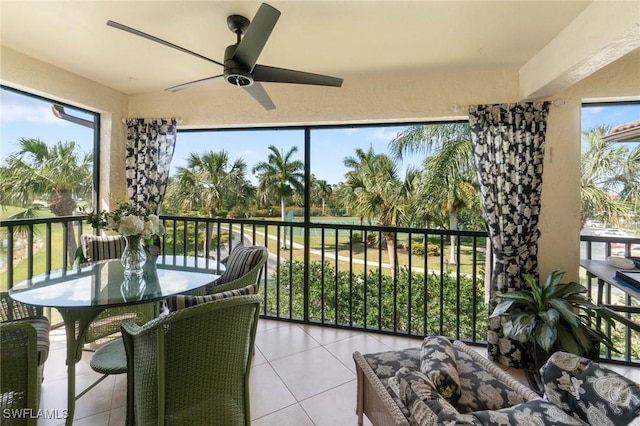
[490,270,617,393]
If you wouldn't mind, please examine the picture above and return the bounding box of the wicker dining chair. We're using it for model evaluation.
[203,245,268,295]
[78,234,156,344]
[121,294,261,426]
[0,293,50,425]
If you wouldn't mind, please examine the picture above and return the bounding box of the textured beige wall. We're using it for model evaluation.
[127,68,521,127]
[2,46,639,280]
[1,47,130,209]
[539,57,640,282]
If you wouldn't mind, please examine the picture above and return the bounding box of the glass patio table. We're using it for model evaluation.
[9,255,223,425]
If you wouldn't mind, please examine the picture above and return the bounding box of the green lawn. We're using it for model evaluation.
[237,218,487,276]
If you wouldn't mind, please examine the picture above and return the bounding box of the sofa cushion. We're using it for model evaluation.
[420,336,461,404]
[472,399,586,425]
[392,367,482,426]
[454,346,533,413]
[392,366,586,426]
[542,351,640,425]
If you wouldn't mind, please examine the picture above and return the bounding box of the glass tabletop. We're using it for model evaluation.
[9,256,224,309]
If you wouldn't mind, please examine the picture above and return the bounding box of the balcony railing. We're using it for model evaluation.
[1,215,639,365]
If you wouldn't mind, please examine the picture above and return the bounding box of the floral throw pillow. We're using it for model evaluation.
[542,351,640,425]
[420,336,462,405]
[392,367,481,426]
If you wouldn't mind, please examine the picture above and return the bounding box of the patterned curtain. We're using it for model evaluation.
[468,102,550,368]
[125,118,177,214]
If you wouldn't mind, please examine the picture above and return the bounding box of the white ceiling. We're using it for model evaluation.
[3,0,624,98]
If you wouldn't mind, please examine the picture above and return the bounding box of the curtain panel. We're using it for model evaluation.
[469,102,550,368]
[125,118,177,214]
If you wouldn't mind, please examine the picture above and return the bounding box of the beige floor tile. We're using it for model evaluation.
[252,345,268,366]
[256,318,287,333]
[39,377,71,423]
[252,403,314,426]
[36,320,640,426]
[299,323,357,345]
[505,367,530,387]
[111,374,127,409]
[373,333,423,350]
[324,334,395,373]
[255,323,321,361]
[270,346,355,401]
[626,368,640,384]
[300,379,364,426]
[108,406,126,426]
[250,362,297,419]
[73,372,117,421]
[69,410,111,426]
[43,348,69,383]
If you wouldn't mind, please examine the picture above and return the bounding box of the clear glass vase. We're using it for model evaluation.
[120,274,146,301]
[121,234,146,276]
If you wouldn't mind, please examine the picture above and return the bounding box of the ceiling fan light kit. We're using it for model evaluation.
[107,2,343,110]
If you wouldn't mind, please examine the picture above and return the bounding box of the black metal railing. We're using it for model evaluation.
[580,234,640,365]
[2,215,639,365]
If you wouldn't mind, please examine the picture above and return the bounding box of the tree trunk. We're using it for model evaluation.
[448,207,458,265]
[281,196,288,249]
[50,190,78,264]
[384,231,397,279]
[321,198,326,216]
[206,209,215,257]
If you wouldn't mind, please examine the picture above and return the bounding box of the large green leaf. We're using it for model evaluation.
[507,314,536,343]
[539,308,559,328]
[535,323,557,352]
[556,325,582,354]
[490,300,514,318]
[548,298,580,327]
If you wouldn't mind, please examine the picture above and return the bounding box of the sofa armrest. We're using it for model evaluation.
[353,351,409,426]
[542,351,640,425]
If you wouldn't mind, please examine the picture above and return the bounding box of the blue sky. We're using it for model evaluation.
[1,88,638,186]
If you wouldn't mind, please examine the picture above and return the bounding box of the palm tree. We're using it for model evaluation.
[389,124,477,265]
[314,178,333,216]
[166,150,252,253]
[581,126,633,227]
[0,138,92,262]
[252,145,304,248]
[343,147,414,277]
[343,147,378,226]
[619,144,640,221]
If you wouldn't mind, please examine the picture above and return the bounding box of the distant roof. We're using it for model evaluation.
[603,120,640,143]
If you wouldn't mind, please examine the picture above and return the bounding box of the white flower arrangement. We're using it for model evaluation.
[86,202,165,240]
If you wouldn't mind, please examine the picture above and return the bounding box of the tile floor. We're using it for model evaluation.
[37,319,640,425]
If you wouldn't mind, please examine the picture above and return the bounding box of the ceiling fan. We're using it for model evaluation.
[107,3,343,110]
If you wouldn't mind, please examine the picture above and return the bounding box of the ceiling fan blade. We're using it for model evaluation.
[107,20,225,68]
[253,65,343,87]
[166,74,225,92]
[231,3,280,70]
[243,83,276,110]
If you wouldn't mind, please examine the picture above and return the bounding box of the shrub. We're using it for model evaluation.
[411,243,425,255]
[351,232,363,244]
[263,260,488,342]
[426,243,441,256]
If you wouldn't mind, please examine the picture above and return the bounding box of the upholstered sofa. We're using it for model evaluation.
[353,336,640,425]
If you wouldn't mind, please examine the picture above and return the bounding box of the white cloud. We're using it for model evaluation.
[0,103,65,125]
[366,127,402,142]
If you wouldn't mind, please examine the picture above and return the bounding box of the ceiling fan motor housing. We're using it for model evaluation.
[224,44,253,86]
